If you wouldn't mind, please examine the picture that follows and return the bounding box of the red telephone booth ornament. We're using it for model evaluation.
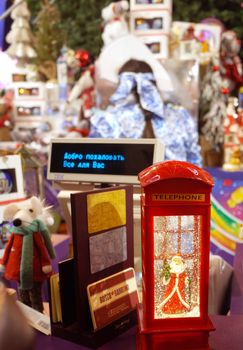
[137,160,215,350]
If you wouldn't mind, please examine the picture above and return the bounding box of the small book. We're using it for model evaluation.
[50,273,62,323]
[87,267,139,331]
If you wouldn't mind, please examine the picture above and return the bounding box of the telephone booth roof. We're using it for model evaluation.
[138,160,214,187]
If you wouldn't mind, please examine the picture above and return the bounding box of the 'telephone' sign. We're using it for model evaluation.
[152,193,205,202]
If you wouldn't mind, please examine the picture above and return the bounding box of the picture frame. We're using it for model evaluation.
[130,0,172,12]
[172,21,222,61]
[13,100,46,122]
[0,154,26,222]
[12,73,27,82]
[12,82,46,100]
[139,34,169,58]
[130,10,171,35]
[0,154,25,204]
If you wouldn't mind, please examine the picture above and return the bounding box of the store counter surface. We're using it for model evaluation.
[35,314,243,350]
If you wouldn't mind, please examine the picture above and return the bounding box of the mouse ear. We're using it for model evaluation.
[30,196,42,215]
[3,204,19,222]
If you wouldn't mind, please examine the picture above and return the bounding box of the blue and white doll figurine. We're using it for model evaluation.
[90,59,202,167]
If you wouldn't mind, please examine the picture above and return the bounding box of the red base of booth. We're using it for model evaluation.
[136,305,215,350]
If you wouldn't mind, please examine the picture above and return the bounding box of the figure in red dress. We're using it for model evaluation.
[160,255,190,314]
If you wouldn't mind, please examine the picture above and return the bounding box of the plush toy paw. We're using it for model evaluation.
[42,265,52,274]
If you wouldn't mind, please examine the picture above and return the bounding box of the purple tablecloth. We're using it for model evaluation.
[35,315,243,350]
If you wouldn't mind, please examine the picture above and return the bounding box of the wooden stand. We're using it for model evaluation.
[51,310,137,349]
[49,185,137,348]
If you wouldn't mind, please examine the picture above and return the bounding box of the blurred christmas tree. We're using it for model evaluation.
[199,58,229,166]
[27,0,108,59]
[200,59,229,146]
[33,0,65,80]
[161,259,171,282]
[6,0,37,67]
[56,0,108,58]
[25,0,242,58]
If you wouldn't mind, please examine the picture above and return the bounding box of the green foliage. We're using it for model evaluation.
[27,0,110,59]
[26,0,42,21]
[57,0,109,58]
[34,0,64,64]
[161,259,171,282]
[26,0,243,59]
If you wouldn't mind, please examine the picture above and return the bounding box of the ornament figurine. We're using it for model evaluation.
[0,196,56,312]
[220,30,243,93]
[160,255,190,314]
[101,1,129,47]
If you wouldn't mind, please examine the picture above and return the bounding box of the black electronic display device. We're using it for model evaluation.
[47,138,164,184]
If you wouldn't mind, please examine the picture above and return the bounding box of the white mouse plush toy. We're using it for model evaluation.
[101,1,129,47]
[0,196,56,312]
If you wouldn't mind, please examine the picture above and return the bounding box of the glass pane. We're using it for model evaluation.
[154,215,201,319]
[167,216,178,232]
[168,233,178,254]
[181,216,194,230]
[181,233,194,254]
